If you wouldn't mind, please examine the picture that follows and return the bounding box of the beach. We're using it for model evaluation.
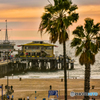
[0,79,100,100]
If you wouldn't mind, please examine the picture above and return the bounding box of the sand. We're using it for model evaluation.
[0,78,100,100]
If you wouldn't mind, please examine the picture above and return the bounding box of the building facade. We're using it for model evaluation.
[18,41,55,58]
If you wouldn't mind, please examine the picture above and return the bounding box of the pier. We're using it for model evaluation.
[0,56,74,78]
[0,38,74,78]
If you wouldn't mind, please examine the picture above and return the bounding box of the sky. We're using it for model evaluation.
[0,0,100,40]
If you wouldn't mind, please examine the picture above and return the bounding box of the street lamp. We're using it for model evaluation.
[6,51,9,95]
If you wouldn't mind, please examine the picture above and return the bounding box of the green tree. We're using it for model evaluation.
[71,18,100,100]
[39,0,79,100]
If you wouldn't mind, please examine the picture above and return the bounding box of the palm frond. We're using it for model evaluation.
[90,42,98,54]
[73,26,85,38]
[89,52,95,65]
[84,18,94,34]
[75,43,84,56]
[70,13,79,22]
[44,4,54,13]
[91,23,100,36]
[68,4,78,14]
[39,12,52,35]
[63,17,71,28]
[71,38,82,47]
[79,51,95,65]
[41,13,51,20]
[49,31,58,43]
[86,50,95,65]
[47,0,52,4]
[54,0,71,12]
[62,13,79,28]
[60,1,70,10]
[79,52,86,65]
[54,0,59,6]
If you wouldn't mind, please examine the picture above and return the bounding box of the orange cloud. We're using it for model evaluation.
[77,5,100,23]
[77,5,100,14]
[69,5,100,40]
[0,7,44,20]
[69,5,100,30]
[0,4,100,40]
[10,36,42,40]
[0,30,50,40]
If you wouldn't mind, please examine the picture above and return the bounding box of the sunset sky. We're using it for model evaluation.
[0,0,100,40]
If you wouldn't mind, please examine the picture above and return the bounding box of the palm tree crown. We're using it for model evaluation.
[71,18,100,65]
[39,0,79,43]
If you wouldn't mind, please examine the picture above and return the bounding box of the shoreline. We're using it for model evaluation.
[1,75,100,79]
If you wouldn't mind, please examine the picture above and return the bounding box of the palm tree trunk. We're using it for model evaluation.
[84,63,90,100]
[63,41,67,100]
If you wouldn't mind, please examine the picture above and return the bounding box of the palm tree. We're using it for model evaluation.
[71,18,100,100]
[39,0,79,100]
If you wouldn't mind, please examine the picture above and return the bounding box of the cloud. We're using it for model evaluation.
[77,5,100,14]
[77,5,100,23]
[72,0,100,5]
[0,6,44,31]
[69,5,100,36]
[0,0,100,40]
[0,0,100,11]
[0,7,44,19]
[0,29,49,40]
[0,0,100,7]
[0,0,49,8]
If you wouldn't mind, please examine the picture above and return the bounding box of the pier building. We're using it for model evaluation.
[18,41,55,58]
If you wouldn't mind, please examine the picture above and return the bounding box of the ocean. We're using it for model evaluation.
[3,40,100,79]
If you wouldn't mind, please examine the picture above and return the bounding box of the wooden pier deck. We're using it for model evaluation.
[0,56,74,78]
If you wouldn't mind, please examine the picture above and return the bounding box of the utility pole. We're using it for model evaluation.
[7,52,9,95]
[4,20,9,43]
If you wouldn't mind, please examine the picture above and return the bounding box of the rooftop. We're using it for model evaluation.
[20,41,55,46]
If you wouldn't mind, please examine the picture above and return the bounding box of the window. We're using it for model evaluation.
[37,52,40,56]
[32,52,35,56]
[35,46,39,49]
[46,46,52,50]
[25,46,28,49]
[33,46,35,49]
[28,46,32,49]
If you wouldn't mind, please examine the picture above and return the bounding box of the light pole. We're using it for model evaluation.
[6,51,9,95]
